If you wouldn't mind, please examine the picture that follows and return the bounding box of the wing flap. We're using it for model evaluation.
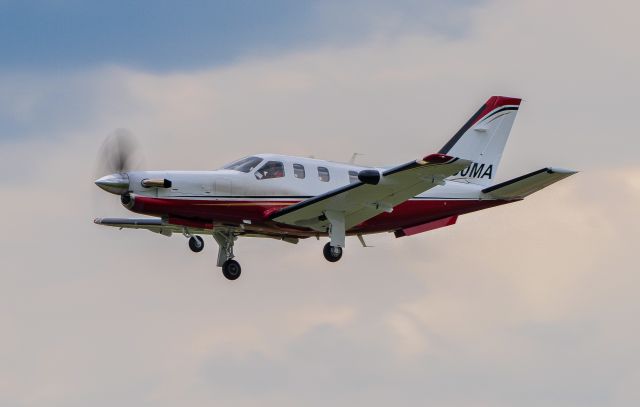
[482,167,577,200]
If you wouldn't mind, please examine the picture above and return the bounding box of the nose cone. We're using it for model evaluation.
[95,173,130,195]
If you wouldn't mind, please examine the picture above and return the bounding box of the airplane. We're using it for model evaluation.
[94,96,577,280]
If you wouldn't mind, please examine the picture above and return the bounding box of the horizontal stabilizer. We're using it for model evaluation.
[482,168,577,200]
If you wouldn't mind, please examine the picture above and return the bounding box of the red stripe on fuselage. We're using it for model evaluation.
[129,196,512,236]
[131,196,301,224]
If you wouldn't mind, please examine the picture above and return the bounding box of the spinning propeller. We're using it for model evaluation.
[95,129,142,195]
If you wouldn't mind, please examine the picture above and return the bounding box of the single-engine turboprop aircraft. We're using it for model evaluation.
[94,96,576,280]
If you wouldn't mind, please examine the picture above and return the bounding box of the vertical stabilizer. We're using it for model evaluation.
[439,96,521,186]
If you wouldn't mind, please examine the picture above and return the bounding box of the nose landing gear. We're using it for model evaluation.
[188,235,204,252]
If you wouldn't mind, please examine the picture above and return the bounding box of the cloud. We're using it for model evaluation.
[1,0,640,406]
[0,0,480,73]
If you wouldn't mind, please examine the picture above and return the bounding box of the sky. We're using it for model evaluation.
[1,0,640,406]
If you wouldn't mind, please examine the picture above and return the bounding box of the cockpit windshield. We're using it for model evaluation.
[222,156,264,173]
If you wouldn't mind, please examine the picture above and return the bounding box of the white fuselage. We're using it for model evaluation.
[126,153,486,201]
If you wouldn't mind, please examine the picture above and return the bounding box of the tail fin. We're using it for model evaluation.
[440,96,521,186]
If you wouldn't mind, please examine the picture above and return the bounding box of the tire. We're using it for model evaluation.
[188,236,204,253]
[323,242,343,262]
[222,259,242,280]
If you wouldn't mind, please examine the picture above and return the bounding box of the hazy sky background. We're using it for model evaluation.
[1,0,639,406]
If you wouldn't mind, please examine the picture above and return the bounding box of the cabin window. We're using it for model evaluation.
[255,161,285,179]
[223,156,263,173]
[318,166,330,182]
[293,163,306,179]
[348,170,359,184]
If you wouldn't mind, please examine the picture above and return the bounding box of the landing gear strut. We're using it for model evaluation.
[322,210,345,263]
[188,236,204,252]
[323,242,343,262]
[213,231,242,280]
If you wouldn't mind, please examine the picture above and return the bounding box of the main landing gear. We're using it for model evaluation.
[221,259,241,280]
[213,231,242,281]
[323,242,343,262]
[186,228,348,279]
[322,210,345,263]
[185,229,242,280]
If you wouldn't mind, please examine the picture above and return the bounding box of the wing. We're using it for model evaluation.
[270,154,471,231]
[94,217,303,244]
[94,217,188,236]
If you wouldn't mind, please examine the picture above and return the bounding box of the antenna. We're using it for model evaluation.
[349,153,364,164]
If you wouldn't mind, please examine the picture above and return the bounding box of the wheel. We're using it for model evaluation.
[188,236,204,253]
[323,242,343,262]
[222,259,242,280]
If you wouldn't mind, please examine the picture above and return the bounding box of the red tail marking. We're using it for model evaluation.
[470,96,522,127]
